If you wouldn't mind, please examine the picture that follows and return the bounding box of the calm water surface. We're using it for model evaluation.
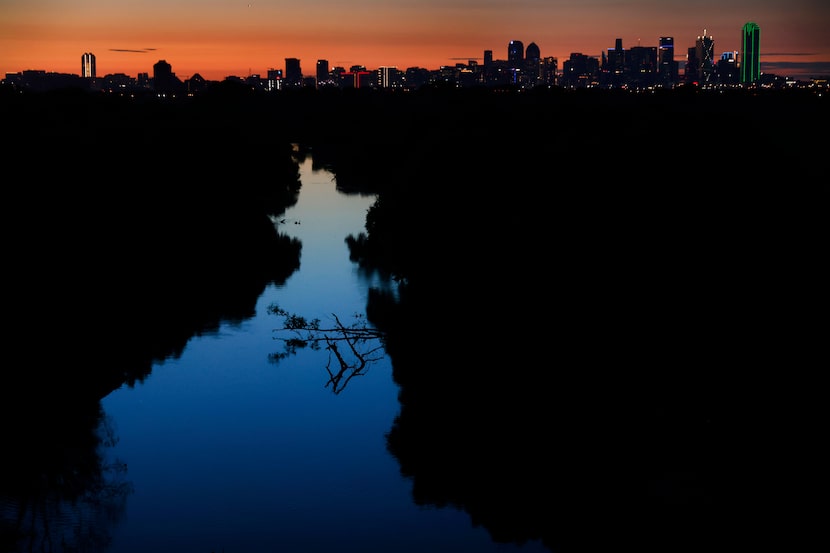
[101,156,548,553]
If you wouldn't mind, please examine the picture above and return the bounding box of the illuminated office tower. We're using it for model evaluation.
[285,58,302,88]
[378,66,400,88]
[316,60,329,82]
[658,37,678,86]
[81,52,96,78]
[695,29,715,83]
[717,51,740,84]
[523,42,541,85]
[541,56,558,86]
[508,40,524,67]
[316,59,330,88]
[740,22,761,83]
[266,68,283,91]
[607,38,625,75]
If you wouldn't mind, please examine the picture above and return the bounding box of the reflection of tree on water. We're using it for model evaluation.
[0,403,133,553]
[268,303,387,394]
[1,89,314,553]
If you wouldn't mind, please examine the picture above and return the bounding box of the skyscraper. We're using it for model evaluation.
[695,29,715,83]
[658,37,678,86]
[81,52,96,78]
[153,59,174,93]
[525,42,540,63]
[285,58,302,88]
[316,59,329,86]
[523,42,542,86]
[740,22,761,84]
[508,40,524,67]
[607,38,625,74]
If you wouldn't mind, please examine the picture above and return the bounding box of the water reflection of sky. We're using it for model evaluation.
[101,158,550,552]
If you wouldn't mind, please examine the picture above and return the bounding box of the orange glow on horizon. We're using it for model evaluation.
[3,1,829,81]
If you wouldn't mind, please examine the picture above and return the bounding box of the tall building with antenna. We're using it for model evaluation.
[695,29,715,83]
[740,22,761,83]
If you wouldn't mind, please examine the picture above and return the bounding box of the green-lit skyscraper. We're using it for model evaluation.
[740,22,761,83]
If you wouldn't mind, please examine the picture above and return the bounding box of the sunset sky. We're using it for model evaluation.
[2,0,829,82]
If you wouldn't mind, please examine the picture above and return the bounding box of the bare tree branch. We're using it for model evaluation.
[268,303,387,394]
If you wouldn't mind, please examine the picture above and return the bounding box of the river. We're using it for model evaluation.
[98,152,549,553]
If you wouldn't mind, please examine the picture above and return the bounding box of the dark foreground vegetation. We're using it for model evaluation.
[315,86,824,551]
[2,85,306,551]
[1,83,825,552]
[308,85,826,552]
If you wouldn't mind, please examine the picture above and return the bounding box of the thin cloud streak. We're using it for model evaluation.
[763,52,819,57]
[762,61,830,77]
[109,48,156,53]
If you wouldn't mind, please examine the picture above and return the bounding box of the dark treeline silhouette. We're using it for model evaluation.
[3,84,305,398]
[1,84,825,551]
[328,87,826,551]
[1,87,305,550]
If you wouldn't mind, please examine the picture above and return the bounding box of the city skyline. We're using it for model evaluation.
[3,1,829,81]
